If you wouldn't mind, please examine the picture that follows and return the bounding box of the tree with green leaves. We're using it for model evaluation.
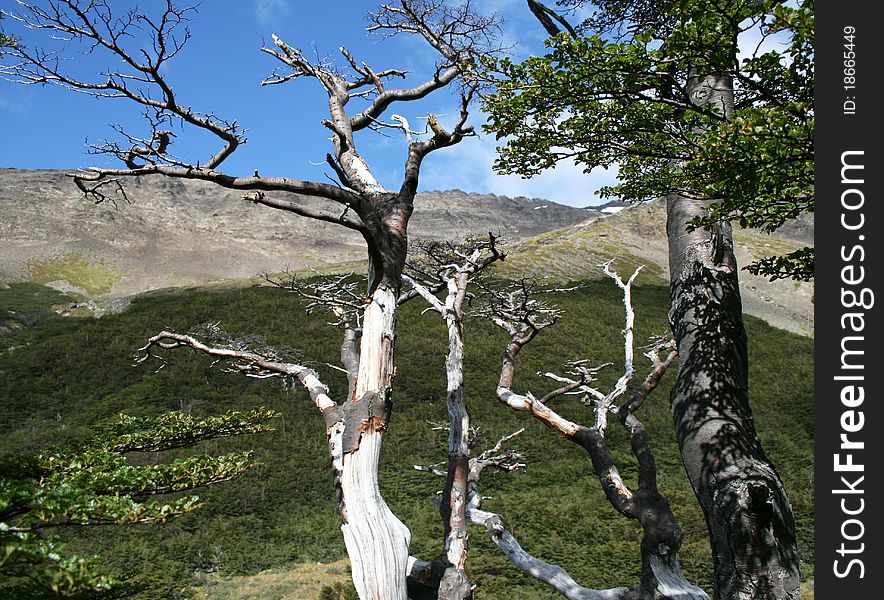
[483,1,810,599]
[0,408,276,595]
[490,0,812,282]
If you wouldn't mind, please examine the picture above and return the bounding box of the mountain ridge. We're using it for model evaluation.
[0,168,812,335]
[0,168,591,294]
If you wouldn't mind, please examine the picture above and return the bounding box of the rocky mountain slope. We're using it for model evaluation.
[0,169,589,296]
[0,168,812,335]
[497,200,814,336]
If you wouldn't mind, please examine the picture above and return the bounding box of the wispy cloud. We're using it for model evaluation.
[419,128,618,208]
[255,0,291,29]
[0,94,27,115]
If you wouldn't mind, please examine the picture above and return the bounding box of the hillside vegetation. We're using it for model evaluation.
[0,275,813,599]
[496,200,814,336]
[1,170,812,336]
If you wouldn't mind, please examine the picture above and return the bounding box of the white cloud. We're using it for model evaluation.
[0,94,26,115]
[255,0,291,28]
[419,130,618,208]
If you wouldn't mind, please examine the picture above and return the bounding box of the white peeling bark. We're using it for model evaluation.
[342,151,387,195]
[356,286,397,395]
[339,284,411,600]
[496,387,581,437]
[340,429,412,599]
[649,554,710,600]
[442,276,470,571]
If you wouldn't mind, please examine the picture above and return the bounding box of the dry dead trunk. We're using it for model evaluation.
[485,271,709,600]
[332,284,411,599]
[437,274,473,599]
[403,242,503,600]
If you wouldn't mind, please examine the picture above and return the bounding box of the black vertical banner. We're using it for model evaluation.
[815,1,879,597]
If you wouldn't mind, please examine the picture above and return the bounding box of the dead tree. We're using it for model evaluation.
[403,247,710,598]
[1,2,500,598]
[401,235,504,599]
[467,263,710,599]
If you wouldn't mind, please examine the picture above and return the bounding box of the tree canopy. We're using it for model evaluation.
[0,408,276,595]
[483,0,814,281]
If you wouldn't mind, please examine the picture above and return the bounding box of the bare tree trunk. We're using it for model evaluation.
[334,283,411,600]
[666,73,801,600]
[403,240,503,599]
[437,273,473,600]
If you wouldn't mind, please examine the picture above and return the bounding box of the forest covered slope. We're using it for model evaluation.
[0,277,813,599]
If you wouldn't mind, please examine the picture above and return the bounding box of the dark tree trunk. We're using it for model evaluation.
[666,193,801,600]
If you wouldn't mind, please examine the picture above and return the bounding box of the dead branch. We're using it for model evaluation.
[2,0,490,238]
[458,430,632,600]
[526,0,578,38]
[2,0,242,169]
[262,271,365,393]
[481,262,709,598]
[401,233,503,305]
[402,234,505,593]
[135,330,340,426]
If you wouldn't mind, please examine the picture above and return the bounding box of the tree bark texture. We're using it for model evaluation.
[666,75,801,600]
[437,273,473,600]
[403,241,503,600]
[331,281,410,600]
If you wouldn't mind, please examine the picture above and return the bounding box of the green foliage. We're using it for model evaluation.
[483,0,814,280]
[319,582,359,600]
[0,408,277,595]
[746,247,814,282]
[0,281,813,597]
[25,252,121,297]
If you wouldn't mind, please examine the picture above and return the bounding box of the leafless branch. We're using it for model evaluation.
[526,0,578,37]
[461,429,632,600]
[479,261,708,597]
[2,0,243,170]
[69,172,129,206]
[401,233,503,305]
[135,329,340,425]
[70,166,361,212]
[402,233,506,586]
[263,271,366,388]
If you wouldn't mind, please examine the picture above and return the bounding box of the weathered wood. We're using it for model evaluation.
[485,271,711,600]
[403,242,503,600]
[340,429,412,599]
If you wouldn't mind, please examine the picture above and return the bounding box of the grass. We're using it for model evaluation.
[24,251,121,297]
[192,559,353,600]
[0,278,813,599]
[490,212,669,285]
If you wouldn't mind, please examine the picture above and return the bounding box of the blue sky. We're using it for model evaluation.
[0,0,615,207]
